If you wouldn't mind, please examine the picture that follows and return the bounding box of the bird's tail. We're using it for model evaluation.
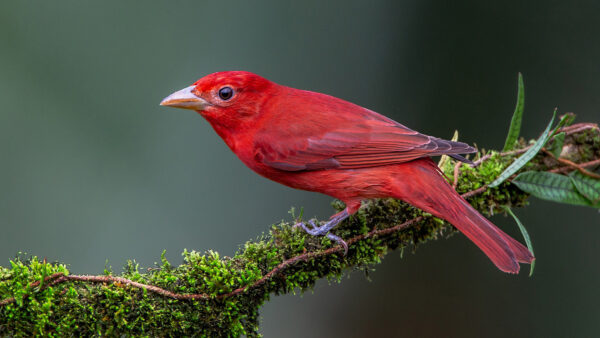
[394,159,534,273]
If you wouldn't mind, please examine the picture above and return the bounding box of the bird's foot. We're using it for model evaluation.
[294,209,350,255]
[325,233,348,255]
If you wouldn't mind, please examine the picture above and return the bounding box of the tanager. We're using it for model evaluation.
[160,71,534,273]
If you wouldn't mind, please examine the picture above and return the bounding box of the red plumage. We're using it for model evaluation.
[162,71,534,273]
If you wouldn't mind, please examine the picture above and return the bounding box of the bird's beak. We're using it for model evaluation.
[160,86,209,110]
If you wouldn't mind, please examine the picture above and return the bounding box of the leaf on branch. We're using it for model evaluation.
[552,113,576,136]
[504,207,535,276]
[503,73,525,151]
[569,171,600,205]
[512,171,596,207]
[546,113,575,155]
[490,110,557,188]
[548,132,565,158]
[438,130,459,169]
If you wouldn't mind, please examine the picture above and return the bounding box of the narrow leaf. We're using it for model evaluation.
[503,73,525,151]
[548,132,565,158]
[504,207,535,277]
[569,171,600,205]
[512,171,594,207]
[438,130,459,169]
[552,113,576,136]
[490,110,556,188]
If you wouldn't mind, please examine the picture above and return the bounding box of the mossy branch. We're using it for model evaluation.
[1,122,599,337]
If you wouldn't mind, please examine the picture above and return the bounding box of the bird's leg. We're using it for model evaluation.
[305,210,349,236]
[294,209,350,254]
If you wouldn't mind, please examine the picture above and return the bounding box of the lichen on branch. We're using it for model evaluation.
[0,122,598,337]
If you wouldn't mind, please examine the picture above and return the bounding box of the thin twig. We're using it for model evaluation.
[543,149,600,179]
[549,158,600,175]
[560,123,598,135]
[472,147,530,167]
[0,215,425,305]
[554,158,600,179]
[461,185,488,199]
[453,162,462,189]
[0,273,64,306]
[471,154,492,167]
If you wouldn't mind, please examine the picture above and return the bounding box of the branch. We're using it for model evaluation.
[1,122,598,337]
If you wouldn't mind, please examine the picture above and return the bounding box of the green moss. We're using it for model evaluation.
[1,126,598,336]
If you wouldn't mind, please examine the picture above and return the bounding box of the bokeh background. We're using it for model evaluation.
[1,1,599,336]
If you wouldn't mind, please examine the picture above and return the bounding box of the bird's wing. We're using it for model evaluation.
[254,117,475,172]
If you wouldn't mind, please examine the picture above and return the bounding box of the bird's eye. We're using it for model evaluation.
[218,87,234,100]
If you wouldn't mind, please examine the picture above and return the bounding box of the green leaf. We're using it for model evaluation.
[548,132,565,158]
[503,73,525,151]
[490,110,556,188]
[504,207,535,277]
[552,113,576,136]
[512,171,595,207]
[569,171,600,205]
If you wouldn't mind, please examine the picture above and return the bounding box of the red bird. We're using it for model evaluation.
[160,71,534,273]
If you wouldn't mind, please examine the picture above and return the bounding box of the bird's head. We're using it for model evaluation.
[160,71,275,130]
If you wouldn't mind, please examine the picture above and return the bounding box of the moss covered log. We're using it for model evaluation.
[1,122,598,336]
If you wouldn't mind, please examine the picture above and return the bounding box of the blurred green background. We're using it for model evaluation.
[1,1,599,336]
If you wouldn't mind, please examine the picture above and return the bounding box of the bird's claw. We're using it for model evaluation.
[293,220,322,236]
[326,233,348,256]
[293,211,350,255]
